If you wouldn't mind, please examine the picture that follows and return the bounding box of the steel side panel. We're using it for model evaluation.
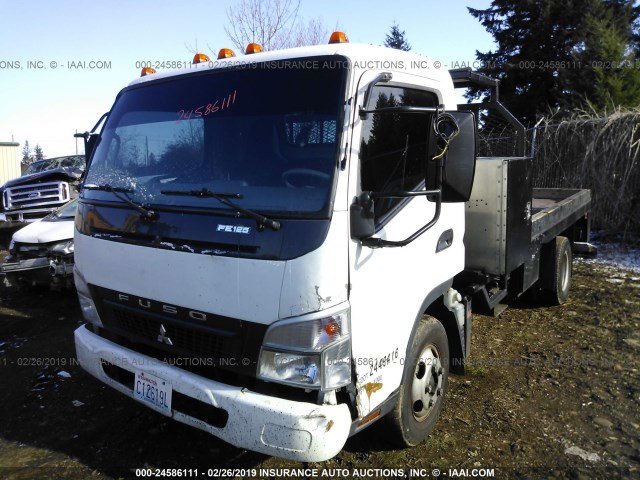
[504,158,533,273]
[464,157,533,275]
[464,158,506,275]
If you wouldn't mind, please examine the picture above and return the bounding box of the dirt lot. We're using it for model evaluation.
[0,239,638,479]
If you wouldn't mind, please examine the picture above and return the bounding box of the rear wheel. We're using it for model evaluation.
[387,315,449,447]
[541,236,572,305]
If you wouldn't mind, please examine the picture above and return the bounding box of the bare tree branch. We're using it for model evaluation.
[184,37,200,55]
[224,0,302,51]
[283,16,332,49]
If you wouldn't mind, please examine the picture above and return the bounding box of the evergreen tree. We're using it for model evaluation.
[21,141,33,165]
[384,23,411,51]
[468,0,640,123]
[580,2,640,109]
[33,144,45,161]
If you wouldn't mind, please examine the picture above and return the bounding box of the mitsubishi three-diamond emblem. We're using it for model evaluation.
[157,324,173,345]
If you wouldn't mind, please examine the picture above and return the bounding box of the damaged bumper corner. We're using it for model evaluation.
[74,325,352,462]
[1,257,51,286]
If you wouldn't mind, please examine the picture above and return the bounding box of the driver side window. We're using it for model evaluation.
[359,86,437,223]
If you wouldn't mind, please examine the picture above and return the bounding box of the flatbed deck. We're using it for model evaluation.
[531,188,591,244]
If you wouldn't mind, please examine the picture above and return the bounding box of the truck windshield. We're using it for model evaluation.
[83,56,347,218]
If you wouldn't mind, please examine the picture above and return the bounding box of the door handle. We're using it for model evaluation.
[436,229,454,253]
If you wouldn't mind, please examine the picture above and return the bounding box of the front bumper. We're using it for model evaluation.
[3,207,60,223]
[1,257,50,286]
[74,325,352,461]
[1,257,49,274]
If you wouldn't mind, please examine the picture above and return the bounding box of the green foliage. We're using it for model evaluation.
[20,140,46,165]
[33,144,45,161]
[384,23,411,51]
[469,0,640,123]
[582,5,640,109]
[21,140,32,165]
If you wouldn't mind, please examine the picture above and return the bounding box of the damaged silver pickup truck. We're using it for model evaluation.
[1,199,76,290]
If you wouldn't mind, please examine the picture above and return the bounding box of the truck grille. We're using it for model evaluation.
[14,242,51,260]
[4,181,70,211]
[109,307,228,358]
[90,285,266,375]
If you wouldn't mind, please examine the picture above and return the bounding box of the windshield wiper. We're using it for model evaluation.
[83,183,157,220]
[161,188,281,231]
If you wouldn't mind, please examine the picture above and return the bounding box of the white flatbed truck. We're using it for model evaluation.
[73,34,591,461]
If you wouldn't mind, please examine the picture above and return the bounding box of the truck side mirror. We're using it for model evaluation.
[350,192,375,239]
[73,132,100,165]
[85,134,100,163]
[426,111,477,203]
[74,112,109,166]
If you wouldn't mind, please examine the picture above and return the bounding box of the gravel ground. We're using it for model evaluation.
[0,248,638,479]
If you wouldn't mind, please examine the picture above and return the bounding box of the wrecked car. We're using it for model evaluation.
[1,199,77,290]
[1,155,84,223]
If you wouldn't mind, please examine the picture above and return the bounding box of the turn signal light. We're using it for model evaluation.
[140,67,156,77]
[217,48,236,59]
[329,31,349,44]
[192,53,210,64]
[324,318,341,338]
[245,43,263,54]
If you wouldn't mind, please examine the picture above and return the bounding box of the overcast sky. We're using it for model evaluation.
[0,0,494,157]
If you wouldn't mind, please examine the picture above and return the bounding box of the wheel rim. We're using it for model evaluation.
[410,343,443,423]
[560,249,571,292]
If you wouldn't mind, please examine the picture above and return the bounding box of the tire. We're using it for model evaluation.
[387,315,449,447]
[541,236,572,305]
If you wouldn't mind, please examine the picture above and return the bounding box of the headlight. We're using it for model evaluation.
[74,267,102,327]
[49,240,74,256]
[8,239,15,254]
[258,306,351,391]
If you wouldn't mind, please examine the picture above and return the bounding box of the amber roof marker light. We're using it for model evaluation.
[245,43,263,54]
[192,53,211,64]
[217,48,236,59]
[328,31,349,44]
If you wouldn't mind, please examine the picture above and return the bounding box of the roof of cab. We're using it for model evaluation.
[129,42,452,88]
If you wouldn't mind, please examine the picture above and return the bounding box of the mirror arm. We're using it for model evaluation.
[361,158,445,249]
[359,105,439,119]
[74,111,109,141]
[369,188,440,200]
[362,190,441,248]
[74,112,109,167]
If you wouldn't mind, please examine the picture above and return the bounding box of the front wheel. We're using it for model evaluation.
[387,315,449,447]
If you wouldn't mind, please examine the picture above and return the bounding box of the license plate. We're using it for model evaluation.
[134,370,172,414]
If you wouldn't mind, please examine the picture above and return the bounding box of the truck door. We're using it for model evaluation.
[347,71,466,418]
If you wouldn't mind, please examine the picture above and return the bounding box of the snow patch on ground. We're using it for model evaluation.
[581,231,640,272]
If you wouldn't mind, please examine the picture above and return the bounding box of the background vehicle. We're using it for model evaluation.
[1,155,84,223]
[73,35,591,461]
[1,199,77,290]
